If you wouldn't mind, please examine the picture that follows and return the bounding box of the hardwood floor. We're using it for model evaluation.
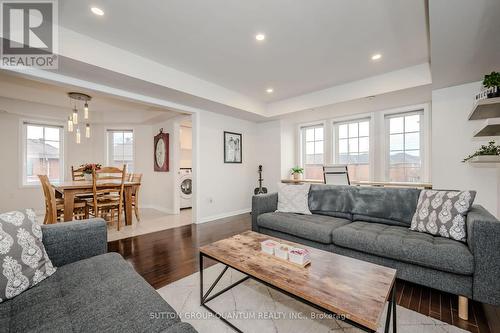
[108,213,495,333]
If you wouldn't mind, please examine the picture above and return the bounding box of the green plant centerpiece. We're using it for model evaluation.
[291,166,304,180]
[483,71,500,98]
[462,141,500,162]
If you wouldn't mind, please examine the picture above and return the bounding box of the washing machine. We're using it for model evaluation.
[179,168,192,209]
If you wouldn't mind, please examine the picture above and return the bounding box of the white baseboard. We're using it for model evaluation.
[196,208,251,224]
[141,205,178,215]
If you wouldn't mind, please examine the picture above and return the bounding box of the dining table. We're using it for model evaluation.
[51,180,141,224]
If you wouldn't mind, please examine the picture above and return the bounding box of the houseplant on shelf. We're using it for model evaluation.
[462,141,500,162]
[81,163,102,181]
[291,166,304,180]
[483,71,500,98]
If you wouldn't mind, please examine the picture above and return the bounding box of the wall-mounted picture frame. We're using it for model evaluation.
[154,129,169,172]
[224,131,242,163]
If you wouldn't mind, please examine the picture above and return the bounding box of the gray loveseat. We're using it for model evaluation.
[0,219,197,333]
[252,185,500,308]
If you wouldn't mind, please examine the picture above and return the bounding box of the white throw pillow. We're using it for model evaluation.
[276,183,312,215]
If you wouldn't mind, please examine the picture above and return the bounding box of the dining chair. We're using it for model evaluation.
[129,173,142,222]
[87,165,127,230]
[38,175,88,224]
[71,166,86,181]
[323,164,351,185]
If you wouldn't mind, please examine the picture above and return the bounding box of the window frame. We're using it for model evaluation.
[299,123,325,179]
[333,117,372,181]
[384,110,425,183]
[106,128,135,172]
[20,120,65,188]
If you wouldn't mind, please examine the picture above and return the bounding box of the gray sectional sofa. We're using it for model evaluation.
[252,185,500,307]
[0,219,197,333]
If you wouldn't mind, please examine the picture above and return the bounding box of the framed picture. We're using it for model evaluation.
[224,131,242,163]
[154,129,169,172]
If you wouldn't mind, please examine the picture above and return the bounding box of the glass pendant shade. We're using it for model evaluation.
[84,102,89,119]
[67,117,74,132]
[85,123,91,138]
[72,107,78,125]
[76,127,81,144]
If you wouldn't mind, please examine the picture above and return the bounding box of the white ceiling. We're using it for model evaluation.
[0,71,181,124]
[430,0,500,89]
[58,0,429,103]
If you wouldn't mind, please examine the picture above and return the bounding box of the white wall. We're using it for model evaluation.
[255,120,282,194]
[196,111,259,222]
[432,81,499,216]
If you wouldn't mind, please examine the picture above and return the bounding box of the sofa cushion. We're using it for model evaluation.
[410,190,476,242]
[0,209,56,304]
[257,212,351,244]
[331,222,474,275]
[277,183,312,215]
[308,185,354,219]
[351,187,421,227]
[0,252,188,333]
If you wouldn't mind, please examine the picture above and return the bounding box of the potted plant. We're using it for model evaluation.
[462,141,500,162]
[483,71,500,98]
[291,166,304,180]
[80,163,102,181]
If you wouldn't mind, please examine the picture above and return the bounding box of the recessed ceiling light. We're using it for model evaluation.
[91,7,104,16]
[371,53,382,61]
[266,88,274,93]
[255,33,266,41]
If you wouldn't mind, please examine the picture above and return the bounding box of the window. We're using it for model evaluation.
[107,130,134,172]
[300,125,324,180]
[387,111,423,182]
[22,122,63,185]
[335,119,370,181]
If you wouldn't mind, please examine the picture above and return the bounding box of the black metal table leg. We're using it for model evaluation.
[384,284,397,333]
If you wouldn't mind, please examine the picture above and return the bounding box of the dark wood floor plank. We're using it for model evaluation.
[107,213,494,332]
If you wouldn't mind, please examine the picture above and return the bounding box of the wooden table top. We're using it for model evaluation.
[200,231,396,330]
[51,180,140,190]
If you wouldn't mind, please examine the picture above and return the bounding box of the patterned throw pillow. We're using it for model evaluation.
[410,190,476,242]
[276,183,312,215]
[0,209,56,303]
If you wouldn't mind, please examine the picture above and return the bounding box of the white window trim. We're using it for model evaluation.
[381,104,431,182]
[331,113,375,181]
[105,127,135,172]
[297,121,326,169]
[19,119,65,188]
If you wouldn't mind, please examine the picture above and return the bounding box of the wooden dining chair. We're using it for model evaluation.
[129,173,142,221]
[38,175,88,224]
[71,166,86,181]
[87,165,126,230]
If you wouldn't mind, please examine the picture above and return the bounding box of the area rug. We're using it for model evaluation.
[157,264,469,333]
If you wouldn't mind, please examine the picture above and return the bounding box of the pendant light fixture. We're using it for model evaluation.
[72,106,78,125]
[67,116,74,132]
[84,102,89,119]
[68,92,92,139]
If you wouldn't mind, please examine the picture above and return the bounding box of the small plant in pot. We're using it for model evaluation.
[80,163,102,180]
[291,166,304,180]
[483,71,500,98]
[462,141,500,162]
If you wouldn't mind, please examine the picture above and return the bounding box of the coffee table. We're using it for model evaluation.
[199,231,397,333]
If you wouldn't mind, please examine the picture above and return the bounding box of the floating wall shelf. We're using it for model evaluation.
[473,118,500,137]
[466,155,500,163]
[468,97,500,120]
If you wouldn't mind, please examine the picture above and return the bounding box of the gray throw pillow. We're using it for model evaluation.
[410,190,476,242]
[276,183,312,215]
[0,209,56,303]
